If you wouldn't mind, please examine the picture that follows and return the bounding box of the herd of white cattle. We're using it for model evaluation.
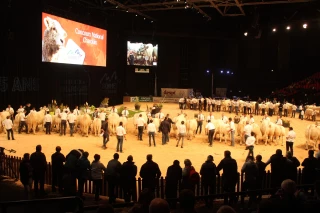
[0,100,319,150]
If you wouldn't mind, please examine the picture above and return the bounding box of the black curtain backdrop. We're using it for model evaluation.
[1,0,319,110]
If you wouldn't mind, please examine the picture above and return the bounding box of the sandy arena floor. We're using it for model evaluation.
[0,102,318,175]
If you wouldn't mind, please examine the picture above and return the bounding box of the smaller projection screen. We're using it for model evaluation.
[42,12,107,66]
[127,41,158,66]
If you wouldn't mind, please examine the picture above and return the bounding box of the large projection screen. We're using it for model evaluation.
[42,12,107,67]
[127,41,158,66]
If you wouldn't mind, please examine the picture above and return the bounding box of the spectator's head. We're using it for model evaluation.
[224,150,231,158]
[94,154,100,162]
[83,152,89,158]
[289,127,293,131]
[173,160,180,166]
[149,198,170,213]
[184,159,192,167]
[258,199,274,213]
[246,155,254,162]
[56,146,61,152]
[276,149,282,155]
[138,188,153,205]
[308,150,314,157]
[127,155,133,162]
[286,151,293,158]
[256,155,262,162]
[23,153,30,161]
[147,154,152,161]
[179,189,195,210]
[207,155,214,162]
[281,179,296,196]
[113,153,119,160]
[217,205,236,213]
[96,204,114,213]
[36,145,42,152]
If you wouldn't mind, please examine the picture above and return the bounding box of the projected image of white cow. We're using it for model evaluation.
[42,16,67,62]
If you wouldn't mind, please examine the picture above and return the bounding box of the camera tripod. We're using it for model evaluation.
[0,147,18,180]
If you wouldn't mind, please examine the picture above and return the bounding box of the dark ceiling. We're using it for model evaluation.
[43,0,320,36]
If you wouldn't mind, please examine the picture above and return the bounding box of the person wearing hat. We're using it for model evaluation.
[200,155,217,207]
[121,155,137,202]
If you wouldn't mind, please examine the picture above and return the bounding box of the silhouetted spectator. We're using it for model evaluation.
[128,188,153,213]
[178,189,196,213]
[241,155,258,208]
[121,155,137,202]
[140,154,161,192]
[217,205,236,213]
[217,150,238,205]
[302,150,318,193]
[106,153,122,204]
[255,155,266,200]
[149,198,170,213]
[51,146,65,193]
[165,160,182,208]
[181,159,198,191]
[266,149,287,189]
[285,151,300,182]
[91,154,105,201]
[200,155,217,207]
[63,149,83,196]
[77,151,90,199]
[19,153,33,199]
[30,145,47,197]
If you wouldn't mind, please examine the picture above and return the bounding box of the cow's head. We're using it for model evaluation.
[44,16,67,47]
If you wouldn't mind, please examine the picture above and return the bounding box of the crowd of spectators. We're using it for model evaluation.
[272,72,320,97]
[18,145,320,213]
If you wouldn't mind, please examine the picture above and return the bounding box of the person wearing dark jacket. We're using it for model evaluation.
[101,118,109,149]
[19,153,33,199]
[63,149,83,196]
[200,155,217,207]
[30,145,47,197]
[51,146,66,193]
[121,155,137,203]
[165,160,182,208]
[217,150,238,205]
[285,151,300,182]
[140,154,161,192]
[255,155,266,200]
[106,153,122,203]
[159,118,170,145]
[241,156,258,208]
[302,150,318,193]
[266,149,287,189]
[77,151,90,199]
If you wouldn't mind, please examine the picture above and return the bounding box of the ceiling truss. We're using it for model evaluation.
[77,0,316,21]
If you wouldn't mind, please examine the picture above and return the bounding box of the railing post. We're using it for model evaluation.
[160,177,164,199]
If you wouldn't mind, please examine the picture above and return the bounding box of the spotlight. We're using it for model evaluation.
[231,72,233,75]
[271,69,274,72]
[151,20,153,23]
[115,5,118,8]
[272,28,276,32]
[126,9,128,12]
[104,0,107,3]
[303,23,307,29]
[206,70,210,73]
[135,14,138,17]
[227,71,229,74]
[244,32,248,36]
[220,70,223,74]
[286,26,290,30]
[184,1,187,4]
[144,17,146,20]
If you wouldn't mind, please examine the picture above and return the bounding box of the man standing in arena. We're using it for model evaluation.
[137,114,146,141]
[196,111,205,134]
[286,127,296,156]
[2,116,14,140]
[116,122,126,153]
[44,111,52,135]
[205,120,215,147]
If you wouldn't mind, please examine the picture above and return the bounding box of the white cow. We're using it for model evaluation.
[172,114,187,139]
[305,124,320,150]
[251,123,262,145]
[260,120,275,145]
[78,114,92,137]
[108,112,120,135]
[273,125,286,146]
[119,116,128,130]
[92,118,102,136]
[186,119,197,140]
[26,108,47,134]
[0,111,10,133]
[212,119,230,143]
